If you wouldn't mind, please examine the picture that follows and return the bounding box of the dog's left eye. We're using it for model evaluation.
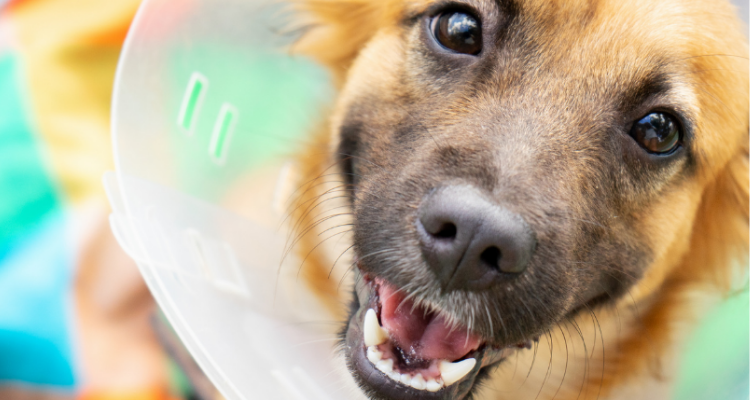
[629,112,681,154]
[432,11,482,55]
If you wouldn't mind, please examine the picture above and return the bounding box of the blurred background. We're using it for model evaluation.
[0,0,747,400]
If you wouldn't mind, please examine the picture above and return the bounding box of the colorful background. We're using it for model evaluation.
[0,0,747,399]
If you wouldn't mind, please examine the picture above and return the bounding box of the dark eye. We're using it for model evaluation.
[629,112,681,154]
[433,11,482,55]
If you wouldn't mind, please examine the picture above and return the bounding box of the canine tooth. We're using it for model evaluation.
[367,346,382,363]
[439,358,476,386]
[376,359,393,374]
[411,374,426,390]
[400,373,412,386]
[364,309,387,347]
[426,378,442,392]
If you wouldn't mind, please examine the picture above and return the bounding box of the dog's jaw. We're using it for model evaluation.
[341,270,533,400]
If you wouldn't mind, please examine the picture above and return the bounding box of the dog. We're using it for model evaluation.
[283,0,749,399]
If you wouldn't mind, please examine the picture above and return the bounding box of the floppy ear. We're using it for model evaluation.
[683,136,749,290]
[292,0,398,86]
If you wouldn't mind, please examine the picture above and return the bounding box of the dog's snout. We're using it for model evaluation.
[417,185,536,291]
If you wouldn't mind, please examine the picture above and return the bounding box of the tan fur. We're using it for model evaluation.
[288,0,749,398]
[287,123,351,319]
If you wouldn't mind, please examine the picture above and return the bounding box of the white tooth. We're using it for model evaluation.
[400,373,412,386]
[410,373,426,390]
[388,371,401,381]
[366,346,382,363]
[364,309,388,347]
[439,358,476,386]
[426,378,442,392]
[376,359,393,374]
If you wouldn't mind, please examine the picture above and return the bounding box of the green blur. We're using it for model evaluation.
[674,283,749,400]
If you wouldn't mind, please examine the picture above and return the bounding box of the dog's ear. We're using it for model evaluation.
[291,0,398,86]
[683,135,749,290]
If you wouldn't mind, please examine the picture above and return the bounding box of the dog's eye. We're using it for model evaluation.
[433,11,482,55]
[629,112,681,154]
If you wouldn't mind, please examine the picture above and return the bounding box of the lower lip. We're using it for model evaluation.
[348,271,524,398]
[345,284,491,399]
[345,308,461,399]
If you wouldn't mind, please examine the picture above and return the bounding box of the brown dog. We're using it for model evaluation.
[285,0,749,399]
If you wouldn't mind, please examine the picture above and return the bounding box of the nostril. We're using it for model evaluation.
[480,246,502,270]
[418,185,536,290]
[433,223,457,239]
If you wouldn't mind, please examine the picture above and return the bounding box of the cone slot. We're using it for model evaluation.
[178,72,208,135]
[209,103,238,165]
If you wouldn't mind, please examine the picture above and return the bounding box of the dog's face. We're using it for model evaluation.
[299,0,747,398]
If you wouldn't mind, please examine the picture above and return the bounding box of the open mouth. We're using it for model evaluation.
[344,271,534,399]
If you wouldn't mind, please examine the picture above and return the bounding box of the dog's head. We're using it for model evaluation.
[293,0,748,398]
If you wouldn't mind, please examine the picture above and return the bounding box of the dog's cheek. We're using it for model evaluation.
[626,179,705,300]
[328,31,409,172]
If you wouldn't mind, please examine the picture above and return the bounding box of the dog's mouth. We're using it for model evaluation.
[344,270,534,399]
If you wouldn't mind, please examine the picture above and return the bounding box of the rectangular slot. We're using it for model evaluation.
[209,103,238,165]
[177,72,208,134]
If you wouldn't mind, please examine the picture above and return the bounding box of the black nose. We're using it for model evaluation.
[417,185,536,291]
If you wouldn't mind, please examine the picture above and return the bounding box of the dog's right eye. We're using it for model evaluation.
[432,11,482,55]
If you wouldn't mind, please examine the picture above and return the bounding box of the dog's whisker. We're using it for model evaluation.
[524,334,541,384]
[329,243,356,278]
[281,159,349,211]
[282,212,354,267]
[692,67,749,74]
[566,317,590,400]
[676,53,750,63]
[551,323,571,400]
[317,222,354,237]
[534,330,555,400]
[284,185,352,236]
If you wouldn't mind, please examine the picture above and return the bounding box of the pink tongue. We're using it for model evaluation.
[379,281,481,361]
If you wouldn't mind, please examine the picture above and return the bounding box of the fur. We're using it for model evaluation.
[285,0,749,398]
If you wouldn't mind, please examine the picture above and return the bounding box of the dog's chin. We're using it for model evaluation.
[343,269,534,400]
